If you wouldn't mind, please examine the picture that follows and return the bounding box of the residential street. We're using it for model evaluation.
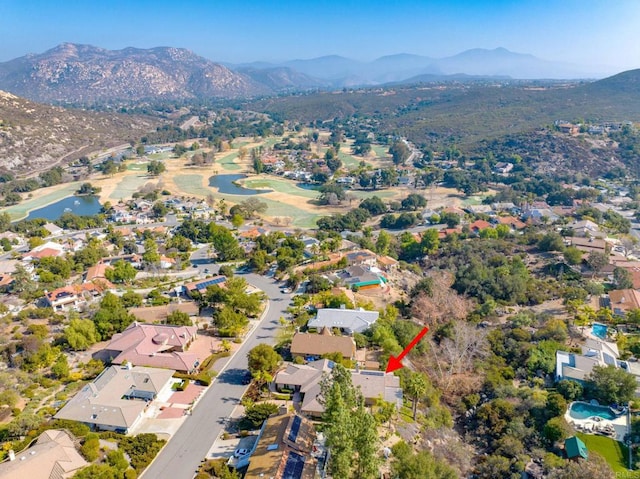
[141,268,291,479]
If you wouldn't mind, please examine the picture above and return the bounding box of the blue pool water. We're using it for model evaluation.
[592,323,608,339]
[569,401,617,420]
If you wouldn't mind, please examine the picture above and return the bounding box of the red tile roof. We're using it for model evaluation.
[469,220,492,231]
[104,322,199,372]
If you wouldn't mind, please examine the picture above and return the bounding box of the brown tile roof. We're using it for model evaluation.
[377,255,399,267]
[569,237,609,253]
[0,274,13,287]
[438,227,462,239]
[0,429,88,479]
[86,263,112,281]
[442,206,465,216]
[245,414,317,479]
[609,289,640,314]
[290,330,356,359]
[497,216,527,229]
[28,248,63,259]
[239,227,262,239]
[617,266,640,289]
[45,282,106,304]
[469,219,492,231]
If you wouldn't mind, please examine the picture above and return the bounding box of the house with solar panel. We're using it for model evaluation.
[243,413,319,479]
[555,338,635,385]
[183,275,226,298]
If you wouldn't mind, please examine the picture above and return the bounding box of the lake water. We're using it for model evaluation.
[208,174,271,195]
[25,195,102,221]
[296,183,320,191]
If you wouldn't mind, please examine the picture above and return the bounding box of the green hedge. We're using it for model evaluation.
[199,351,231,372]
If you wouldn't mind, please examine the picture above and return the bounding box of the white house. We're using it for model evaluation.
[307,307,379,334]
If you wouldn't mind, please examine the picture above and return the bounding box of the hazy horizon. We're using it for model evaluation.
[1,0,639,74]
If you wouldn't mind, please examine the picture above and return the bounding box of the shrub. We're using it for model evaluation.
[120,433,166,472]
[50,419,90,437]
[80,433,100,461]
[244,402,279,428]
[176,379,190,392]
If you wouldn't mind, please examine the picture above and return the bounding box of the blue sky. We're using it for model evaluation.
[0,0,638,72]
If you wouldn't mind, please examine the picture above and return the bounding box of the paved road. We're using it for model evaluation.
[141,267,291,479]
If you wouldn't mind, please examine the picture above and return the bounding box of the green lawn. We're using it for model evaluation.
[109,175,150,200]
[264,137,281,147]
[372,144,390,158]
[173,174,210,197]
[242,178,319,199]
[349,189,396,200]
[173,174,320,228]
[576,433,629,472]
[217,152,241,171]
[0,182,82,220]
[126,162,148,171]
[147,151,174,161]
[461,194,491,206]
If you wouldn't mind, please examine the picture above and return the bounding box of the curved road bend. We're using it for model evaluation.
[141,273,291,479]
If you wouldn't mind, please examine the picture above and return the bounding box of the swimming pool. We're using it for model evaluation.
[592,323,608,340]
[569,401,617,420]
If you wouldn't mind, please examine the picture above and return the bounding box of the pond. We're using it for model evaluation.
[296,183,320,191]
[208,174,271,195]
[25,195,102,221]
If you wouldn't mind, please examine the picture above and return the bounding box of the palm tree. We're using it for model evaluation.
[405,372,428,420]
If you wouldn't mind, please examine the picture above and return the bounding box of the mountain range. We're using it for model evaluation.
[235,48,605,84]
[0,43,618,104]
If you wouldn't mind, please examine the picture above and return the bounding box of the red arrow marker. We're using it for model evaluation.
[385,326,429,373]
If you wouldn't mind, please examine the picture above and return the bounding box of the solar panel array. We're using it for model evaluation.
[282,451,305,479]
[195,276,225,290]
[288,415,302,443]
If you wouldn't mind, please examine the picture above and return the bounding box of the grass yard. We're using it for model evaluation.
[0,182,81,220]
[576,433,629,472]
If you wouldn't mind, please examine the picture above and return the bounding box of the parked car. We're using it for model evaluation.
[234,448,249,458]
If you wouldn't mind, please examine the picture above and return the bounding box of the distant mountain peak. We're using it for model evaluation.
[0,43,269,103]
